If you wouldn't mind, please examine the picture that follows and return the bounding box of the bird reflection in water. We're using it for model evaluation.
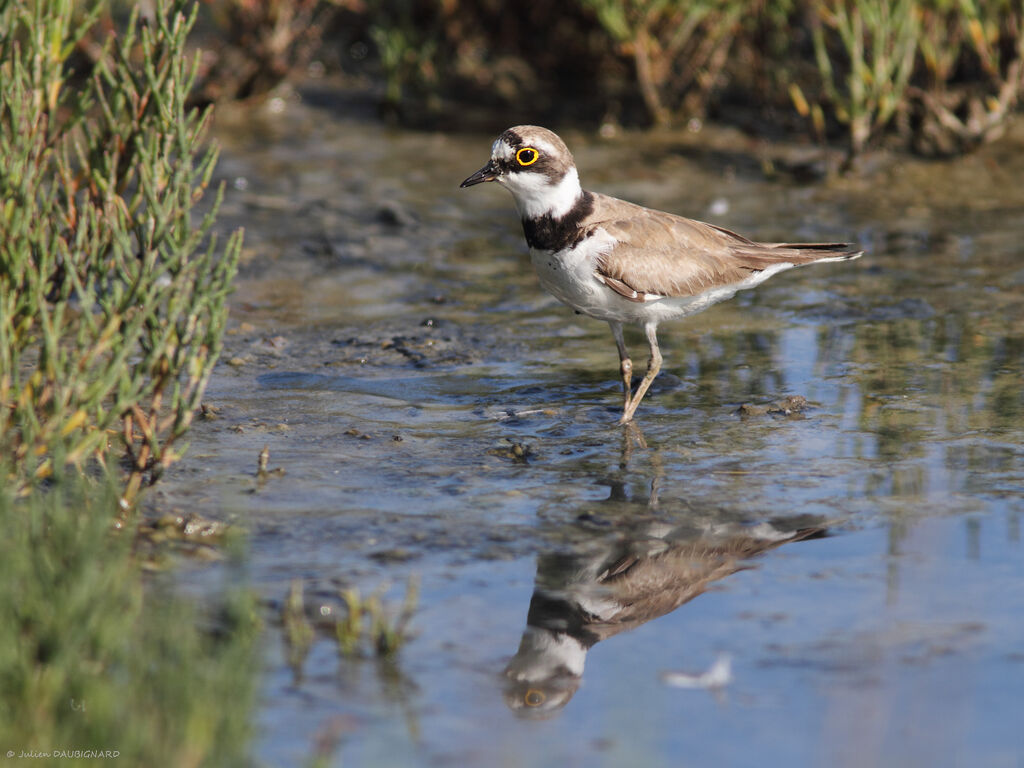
[503,429,825,716]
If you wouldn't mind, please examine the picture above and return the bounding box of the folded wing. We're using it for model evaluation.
[589,193,861,303]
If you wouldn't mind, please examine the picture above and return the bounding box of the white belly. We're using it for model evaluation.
[529,245,610,316]
[529,246,707,328]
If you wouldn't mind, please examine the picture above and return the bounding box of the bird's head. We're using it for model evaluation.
[460,125,582,219]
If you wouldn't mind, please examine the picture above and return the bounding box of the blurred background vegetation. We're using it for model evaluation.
[0,475,259,766]
[184,0,1023,159]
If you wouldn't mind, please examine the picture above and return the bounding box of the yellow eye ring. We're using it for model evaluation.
[524,688,546,707]
[516,147,539,166]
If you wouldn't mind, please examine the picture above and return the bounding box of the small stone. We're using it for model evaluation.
[768,395,809,415]
[736,403,767,417]
[375,200,418,228]
[369,548,419,563]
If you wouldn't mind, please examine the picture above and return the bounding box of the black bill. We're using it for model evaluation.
[460,161,498,188]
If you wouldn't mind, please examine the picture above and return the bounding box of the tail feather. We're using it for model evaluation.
[733,242,863,269]
[773,242,863,260]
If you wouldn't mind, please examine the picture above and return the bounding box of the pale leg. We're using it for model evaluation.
[609,321,633,413]
[619,323,662,424]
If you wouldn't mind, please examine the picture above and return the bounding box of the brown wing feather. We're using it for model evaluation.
[588,193,861,299]
[597,273,647,302]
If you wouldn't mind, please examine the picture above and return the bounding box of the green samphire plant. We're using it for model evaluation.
[0,0,241,502]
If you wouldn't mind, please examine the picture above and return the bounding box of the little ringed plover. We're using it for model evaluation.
[461,125,862,423]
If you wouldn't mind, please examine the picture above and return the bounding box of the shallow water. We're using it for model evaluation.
[156,88,1024,766]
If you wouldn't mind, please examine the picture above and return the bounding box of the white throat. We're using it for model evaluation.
[502,166,582,220]
[506,627,588,681]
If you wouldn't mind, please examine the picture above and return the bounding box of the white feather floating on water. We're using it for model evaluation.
[661,654,732,690]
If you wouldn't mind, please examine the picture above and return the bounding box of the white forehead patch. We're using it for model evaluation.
[492,138,514,161]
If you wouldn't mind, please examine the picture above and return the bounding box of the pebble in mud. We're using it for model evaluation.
[374,200,418,228]
[369,548,419,563]
[486,439,533,462]
[199,403,221,420]
[255,335,290,353]
[736,395,810,418]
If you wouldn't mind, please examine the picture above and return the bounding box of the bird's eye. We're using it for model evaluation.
[524,689,546,707]
[516,147,539,166]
